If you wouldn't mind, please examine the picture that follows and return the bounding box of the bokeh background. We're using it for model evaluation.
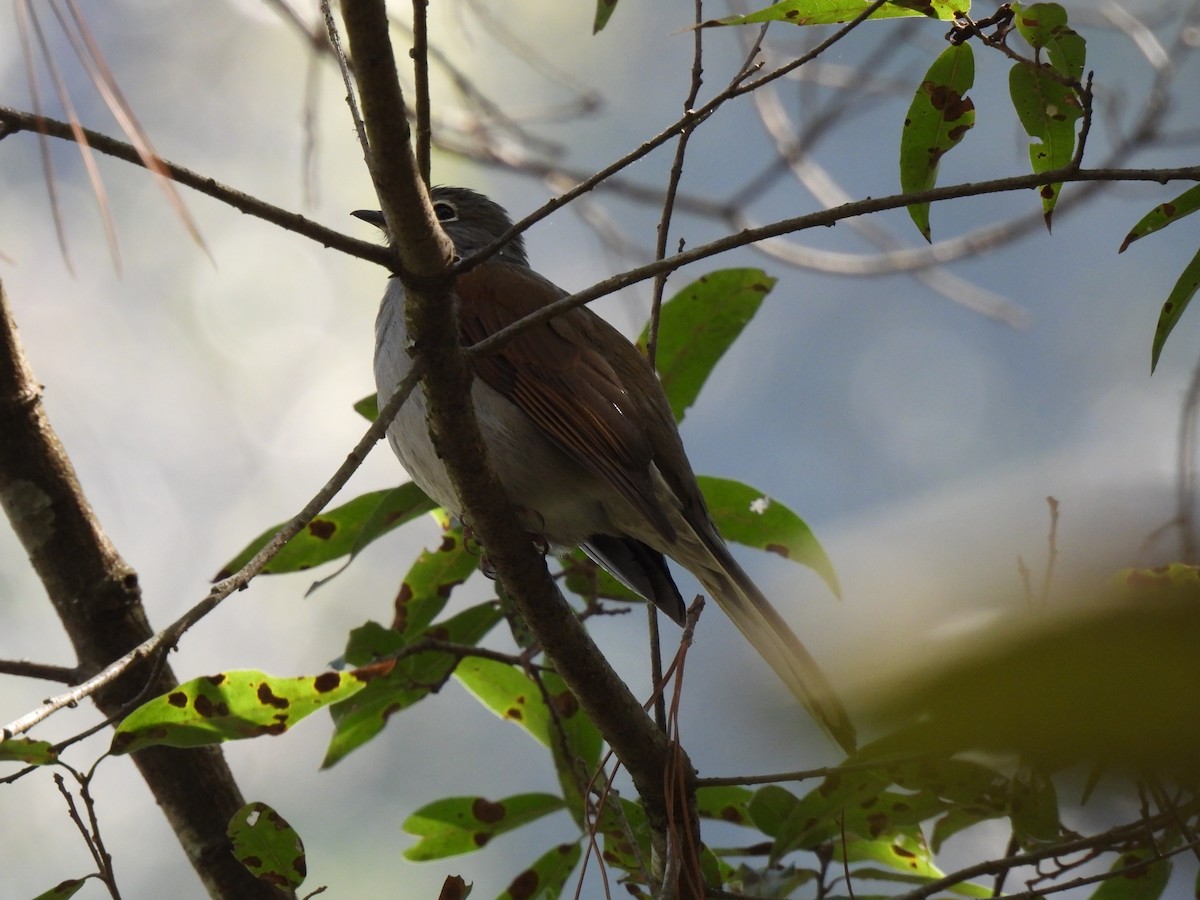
[2,1,1198,896]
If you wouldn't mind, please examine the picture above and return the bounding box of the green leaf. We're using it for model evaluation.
[593,0,618,33]
[746,784,801,838]
[637,269,774,423]
[842,828,991,897]
[1013,2,1086,82]
[1091,848,1171,900]
[703,0,966,27]
[30,879,88,900]
[497,843,582,900]
[696,785,756,826]
[323,602,502,767]
[561,550,645,605]
[403,793,565,861]
[900,43,975,241]
[697,475,840,597]
[0,737,58,765]
[455,659,602,769]
[861,596,1200,777]
[215,484,436,578]
[391,520,480,640]
[227,801,306,892]
[111,668,369,754]
[1008,61,1083,226]
[354,392,379,421]
[457,660,602,827]
[1150,245,1200,373]
[1009,769,1061,843]
[1120,185,1200,252]
[598,797,649,876]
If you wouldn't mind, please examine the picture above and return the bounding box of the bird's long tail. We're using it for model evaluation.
[694,536,857,754]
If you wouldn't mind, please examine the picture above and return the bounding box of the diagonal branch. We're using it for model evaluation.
[0,278,289,900]
[339,1,700,881]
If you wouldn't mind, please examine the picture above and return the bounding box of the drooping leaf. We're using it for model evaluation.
[1091,848,1171,900]
[390,518,480,639]
[841,828,992,897]
[598,797,649,876]
[746,784,802,838]
[31,879,88,900]
[403,793,565,861]
[323,602,502,767]
[593,0,618,32]
[1008,0,1085,232]
[455,659,602,779]
[1008,61,1082,225]
[696,785,756,826]
[1150,245,1200,373]
[111,668,370,754]
[1012,2,1086,82]
[697,476,840,597]
[637,269,774,423]
[702,0,965,28]
[900,42,975,241]
[0,737,58,765]
[1120,185,1200,252]
[215,484,436,578]
[227,801,306,892]
[1008,769,1062,844]
[497,843,582,900]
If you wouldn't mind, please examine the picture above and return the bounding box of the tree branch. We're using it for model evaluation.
[0,278,289,899]
[340,3,700,885]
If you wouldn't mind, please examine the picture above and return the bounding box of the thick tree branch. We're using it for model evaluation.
[340,2,699,884]
[0,279,287,900]
[1,369,419,740]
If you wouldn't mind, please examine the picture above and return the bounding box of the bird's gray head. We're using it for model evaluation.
[352,185,529,267]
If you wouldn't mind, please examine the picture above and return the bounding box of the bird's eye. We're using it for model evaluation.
[433,200,457,223]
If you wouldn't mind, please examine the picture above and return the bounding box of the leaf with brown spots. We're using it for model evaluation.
[323,602,502,768]
[1091,847,1171,900]
[455,661,602,826]
[1120,185,1200,253]
[899,42,975,241]
[636,268,774,423]
[697,476,839,597]
[0,736,58,766]
[110,669,368,754]
[696,785,755,826]
[214,483,436,579]
[1013,2,1086,82]
[390,519,478,639]
[498,842,582,900]
[1008,60,1082,226]
[699,0,962,28]
[455,660,601,770]
[1150,247,1200,373]
[227,801,307,892]
[402,793,565,861]
[837,827,991,896]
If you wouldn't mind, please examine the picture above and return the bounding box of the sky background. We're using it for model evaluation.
[2,1,1199,897]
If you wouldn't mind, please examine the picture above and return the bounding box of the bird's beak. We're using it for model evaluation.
[351,209,386,229]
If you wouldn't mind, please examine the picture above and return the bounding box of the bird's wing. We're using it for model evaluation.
[455,262,676,542]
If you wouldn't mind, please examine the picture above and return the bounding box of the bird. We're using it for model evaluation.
[357,185,856,753]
